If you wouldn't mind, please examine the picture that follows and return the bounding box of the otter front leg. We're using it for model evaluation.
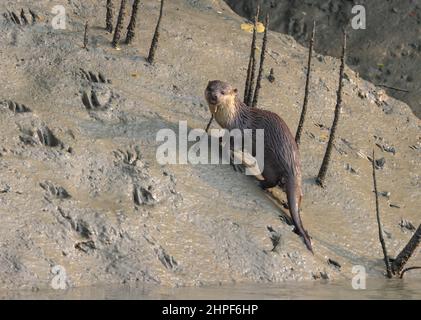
[219,136,246,173]
[259,166,279,190]
[230,150,246,173]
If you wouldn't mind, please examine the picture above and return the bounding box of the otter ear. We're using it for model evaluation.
[233,88,238,95]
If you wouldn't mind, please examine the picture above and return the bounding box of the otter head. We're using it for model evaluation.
[205,80,239,128]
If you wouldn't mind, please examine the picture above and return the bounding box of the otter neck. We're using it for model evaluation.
[214,96,250,130]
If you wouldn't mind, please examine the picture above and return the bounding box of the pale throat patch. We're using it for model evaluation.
[213,94,237,128]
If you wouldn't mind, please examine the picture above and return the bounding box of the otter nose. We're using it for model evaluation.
[211,92,218,101]
[207,91,216,102]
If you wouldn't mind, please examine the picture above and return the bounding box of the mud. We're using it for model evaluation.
[225,0,421,118]
[0,0,419,291]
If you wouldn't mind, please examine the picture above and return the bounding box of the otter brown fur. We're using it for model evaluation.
[205,80,312,252]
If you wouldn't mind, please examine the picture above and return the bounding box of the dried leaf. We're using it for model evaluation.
[241,23,253,33]
[241,22,265,34]
[255,22,265,33]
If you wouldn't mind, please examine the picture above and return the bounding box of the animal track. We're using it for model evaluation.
[36,126,63,147]
[81,87,112,110]
[19,124,64,148]
[80,69,111,84]
[75,240,96,253]
[3,8,39,25]
[143,235,179,272]
[267,226,282,251]
[79,70,113,111]
[40,181,71,200]
[113,146,142,166]
[133,185,157,206]
[1,100,31,113]
[112,146,179,208]
[155,246,178,271]
[81,90,95,110]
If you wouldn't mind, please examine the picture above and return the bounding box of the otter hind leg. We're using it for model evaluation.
[259,166,280,190]
[259,179,278,190]
[278,176,287,192]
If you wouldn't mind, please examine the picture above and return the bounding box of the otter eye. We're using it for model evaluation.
[221,91,226,95]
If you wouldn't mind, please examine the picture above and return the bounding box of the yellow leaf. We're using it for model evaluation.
[241,23,254,33]
[240,22,265,34]
[256,22,265,33]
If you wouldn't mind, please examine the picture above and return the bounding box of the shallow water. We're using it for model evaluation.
[2,278,421,300]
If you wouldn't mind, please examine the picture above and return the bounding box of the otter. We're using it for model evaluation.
[205,80,312,252]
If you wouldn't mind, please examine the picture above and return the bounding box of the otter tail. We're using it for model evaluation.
[286,178,313,253]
